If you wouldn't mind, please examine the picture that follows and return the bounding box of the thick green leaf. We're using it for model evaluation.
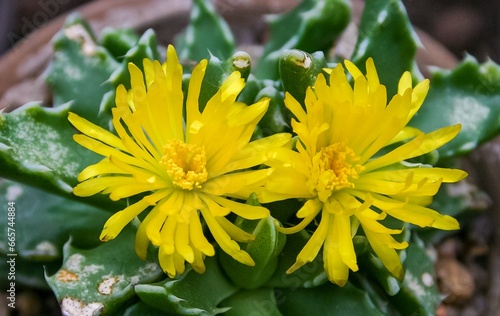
[46,227,163,315]
[0,103,98,196]
[389,235,441,316]
[219,216,286,289]
[254,85,289,137]
[410,56,500,158]
[175,0,235,61]
[0,178,117,289]
[198,51,252,111]
[45,14,119,128]
[236,74,265,105]
[256,0,351,79]
[221,289,283,316]
[108,28,160,90]
[351,0,419,96]
[276,282,384,315]
[265,231,327,289]
[0,180,109,261]
[100,27,140,61]
[279,50,327,107]
[124,301,174,316]
[135,257,238,315]
[358,252,402,296]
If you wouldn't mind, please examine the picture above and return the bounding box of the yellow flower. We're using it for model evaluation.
[68,45,291,278]
[260,58,467,286]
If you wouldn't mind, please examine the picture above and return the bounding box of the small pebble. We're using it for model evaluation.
[436,258,475,304]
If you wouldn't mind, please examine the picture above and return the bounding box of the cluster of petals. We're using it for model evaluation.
[69,45,290,277]
[70,44,466,285]
[259,58,466,285]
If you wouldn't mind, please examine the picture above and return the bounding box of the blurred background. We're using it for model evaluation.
[1,0,499,62]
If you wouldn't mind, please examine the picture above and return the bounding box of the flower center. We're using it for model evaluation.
[308,142,364,201]
[160,139,208,190]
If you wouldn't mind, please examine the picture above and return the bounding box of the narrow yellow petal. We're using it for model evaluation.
[73,176,135,197]
[76,159,124,182]
[227,99,269,127]
[296,198,323,218]
[364,125,461,172]
[221,133,293,174]
[100,198,151,241]
[263,168,311,198]
[73,134,150,171]
[287,210,329,274]
[173,251,186,276]
[199,207,254,266]
[335,214,358,272]
[135,204,162,259]
[216,216,255,243]
[356,211,403,235]
[188,211,215,256]
[369,193,460,230]
[201,168,271,197]
[365,57,380,91]
[155,214,175,252]
[128,62,148,109]
[209,195,270,220]
[191,248,207,274]
[284,92,307,123]
[186,59,207,135]
[175,222,194,263]
[158,246,177,278]
[388,127,423,145]
[198,194,231,217]
[364,229,405,279]
[323,214,350,286]
[363,167,467,184]
[68,112,125,150]
[344,59,363,79]
[407,79,430,122]
[397,71,412,95]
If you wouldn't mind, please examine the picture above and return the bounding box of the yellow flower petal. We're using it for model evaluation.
[364,124,462,172]
[369,193,460,230]
[175,222,195,263]
[260,57,467,286]
[323,215,350,286]
[278,199,322,235]
[335,214,358,272]
[209,195,270,220]
[287,210,329,274]
[100,192,164,242]
[199,207,254,266]
[68,112,125,150]
[216,216,255,243]
[188,211,215,256]
[284,92,307,123]
[364,229,405,279]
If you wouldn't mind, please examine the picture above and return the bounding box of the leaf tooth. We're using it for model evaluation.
[0,142,13,152]
[56,179,74,193]
[22,162,52,173]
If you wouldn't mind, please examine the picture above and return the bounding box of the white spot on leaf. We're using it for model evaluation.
[422,272,434,287]
[6,184,23,201]
[97,277,119,295]
[61,297,103,316]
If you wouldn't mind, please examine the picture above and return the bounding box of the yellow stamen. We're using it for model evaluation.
[308,142,364,201]
[160,140,208,190]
